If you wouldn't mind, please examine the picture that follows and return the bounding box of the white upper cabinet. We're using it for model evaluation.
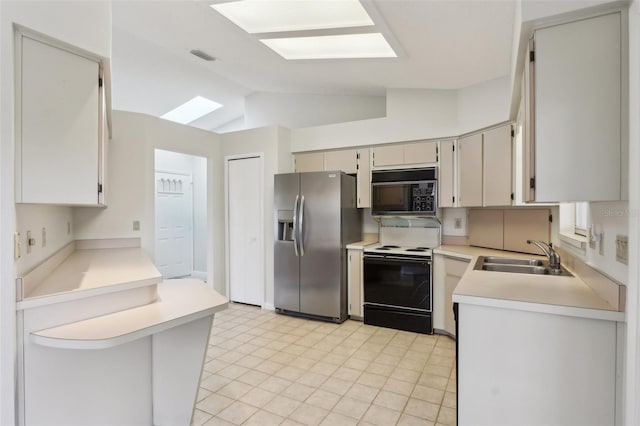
[372,141,437,168]
[16,31,107,205]
[356,148,371,208]
[526,11,624,202]
[294,152,324,172]
[324,149,358,174]
[438,140,456,208]
[458,134,483,207]
[483,125,512,206]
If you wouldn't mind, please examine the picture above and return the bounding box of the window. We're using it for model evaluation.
[574,202,588,237]
[559,202,588,251]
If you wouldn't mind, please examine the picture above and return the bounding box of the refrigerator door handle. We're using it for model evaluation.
[299,195,305,256]
[292,195,299,257]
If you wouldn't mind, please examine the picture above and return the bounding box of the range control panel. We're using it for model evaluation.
[412,182,436,212]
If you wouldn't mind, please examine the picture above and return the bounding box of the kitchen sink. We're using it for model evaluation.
[474,256,573,277]
[482,256,544,266]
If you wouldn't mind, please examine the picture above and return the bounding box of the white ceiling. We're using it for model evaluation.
[111,0,517,131]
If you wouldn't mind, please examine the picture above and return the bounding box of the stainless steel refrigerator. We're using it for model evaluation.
[274,171,362,323]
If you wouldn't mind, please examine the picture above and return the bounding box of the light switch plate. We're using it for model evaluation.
[616,235,628,265]
[599,232,604,256]
[133,220,140,231]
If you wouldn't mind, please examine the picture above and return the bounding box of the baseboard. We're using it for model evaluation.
[190,271,207,281]
[262,303,275,311]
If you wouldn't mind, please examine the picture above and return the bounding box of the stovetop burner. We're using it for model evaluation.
[383,245,400,248]
[405,248,427,252]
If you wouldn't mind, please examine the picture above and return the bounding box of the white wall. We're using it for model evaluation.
[154,149,208,277]
[73,111,225,294]
[245,92,386,129]
[289,82,511,153]
[0,2,111,424]
[214,116,246,134]
[221,126,290,309]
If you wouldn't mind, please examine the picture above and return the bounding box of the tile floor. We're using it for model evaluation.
[193,303,456,426]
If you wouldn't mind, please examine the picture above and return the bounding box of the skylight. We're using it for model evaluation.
[260,33,396,60]
[161,96,223,124]
[210,0,374,33]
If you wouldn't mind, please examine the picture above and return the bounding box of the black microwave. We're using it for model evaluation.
[371,168,437,216]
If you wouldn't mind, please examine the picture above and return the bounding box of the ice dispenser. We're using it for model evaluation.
[277,210,295,241]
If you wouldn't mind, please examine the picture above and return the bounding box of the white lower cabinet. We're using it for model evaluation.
[347,248,363,319]
[457,302,618,425]
[433,253,469,336]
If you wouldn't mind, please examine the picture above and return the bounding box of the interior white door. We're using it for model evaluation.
[228,157,263,306]
[155,172,193,278]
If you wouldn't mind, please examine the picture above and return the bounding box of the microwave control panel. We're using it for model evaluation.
[412,183,436,212]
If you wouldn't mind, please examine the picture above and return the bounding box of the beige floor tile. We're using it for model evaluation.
[203,358,230,374]
[303,348,330,361]
[442,391,456,409]
[403,398,440,421]
[191,408,212,426]
[283,344,308,356]
[342,357,370,371]
[243,409,284,426]
[437,406,456,426]
[217,364,249,380]
[217,381,252,399]
[424,364,452,378]
[217,401,258,425]
[217,350,242,364]
[263,395,302,418]
[258,376,293,394]
[275,365,305,382]
[255,359,285,375]
[392,367,421,384]
[412,384,445,404]
[196,392,234,416]
[202,416,235,426]
[310,361,339,376]
[289,402,330,426]
[239,387,277,408]
[270,351,297,365]
[320,376,353,396]
[323,352,348,365]
[372,390,409,411]
[427,355,454,368]
[297,371,329,388]
[398,357,427,372]
[374,353,402,367]
[446,379,456,393]
[235,354,264,369]
[382,378,415,397]
[305,389,341,411]
[381,344,407,357]
[357,372,387,388]
[319,411,358,426]
[331,396,370,420]
[344,383,379,404]
[282,382,316,402]
[280,418,306,426]
[206,346,228,358]
[196,387,212,402]
[397,413,435,426]
[236,369,270,387]
[418,374,449,391]
[366,362,395,377]
[290,356,317,370]
[360,404,401,426]
[200,374,232,392]
[331,366,362,382]
[253,347,278,359]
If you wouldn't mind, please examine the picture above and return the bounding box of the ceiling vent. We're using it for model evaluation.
[190,49,216,61]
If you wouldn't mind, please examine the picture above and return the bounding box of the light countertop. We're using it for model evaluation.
[30,279,228,350]
[19,245,162,309]
[437,245,624,322]
[346,233,379,250]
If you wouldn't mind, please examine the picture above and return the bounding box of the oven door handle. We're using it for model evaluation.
[364,255,431,264]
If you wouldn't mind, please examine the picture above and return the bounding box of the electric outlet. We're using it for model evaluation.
[454,218,462,229]
[14,232,21,260]
[26,231,34,254]
[42,227,47,247]
[616,235,628,265]
[599,232,605,256]
[133,220,140,231]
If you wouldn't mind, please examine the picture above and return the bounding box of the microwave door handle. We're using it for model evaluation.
[299,195,305,256]
[292,195,299,257]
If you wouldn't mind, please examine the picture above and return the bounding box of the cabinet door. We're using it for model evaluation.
[18,36,100,204]
[324,149,357,174]
[483,125,512,206]
[458,134,483,207]
[348,249,363,318]
[372,145,404,167]
[443,256,469,336]
[533,12,621,202]
[294,152,324,172]
[357,149,371,208]
[404,141,438,164]
[438,140,455,208]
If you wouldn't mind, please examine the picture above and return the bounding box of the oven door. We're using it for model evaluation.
[363,254,432,311]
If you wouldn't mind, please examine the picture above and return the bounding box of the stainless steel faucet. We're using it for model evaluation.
[527,240,562,272]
